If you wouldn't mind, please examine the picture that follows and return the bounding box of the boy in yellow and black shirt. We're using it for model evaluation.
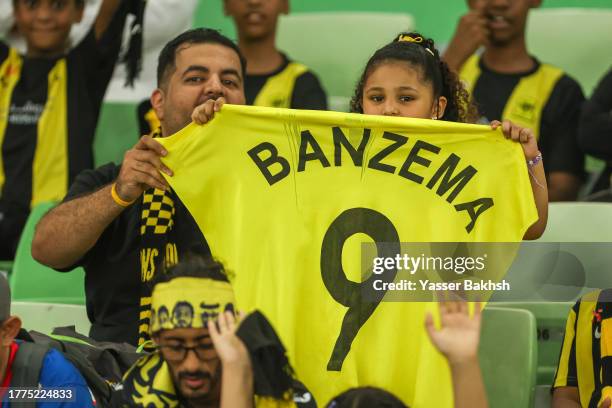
[552,289,612,407]
[443,0,585,202]
[0,0,140,259]
[138,0,327,135]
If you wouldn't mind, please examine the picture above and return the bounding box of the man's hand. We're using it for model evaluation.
[443,2,489,72]
[192,97,226,125]
[208,311,251,368]
[115,136,173,202]
[600,397,612,408]
[425,300,482,365]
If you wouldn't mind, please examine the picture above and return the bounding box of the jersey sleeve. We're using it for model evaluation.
[291,71,328,111]
[63,163,120,203]
[69,1,131,102]
[0,41,8,62]
[578,68,612,160]
[37,348,95,408]
[553,301,579,389]
[54,164,121,272]
[137,99,154,136]
[540,75,585,178]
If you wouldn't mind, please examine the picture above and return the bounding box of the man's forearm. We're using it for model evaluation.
[31,184,126,269]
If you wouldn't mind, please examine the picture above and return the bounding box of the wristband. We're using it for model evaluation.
[111,183,135,207]
[527,152,542,168]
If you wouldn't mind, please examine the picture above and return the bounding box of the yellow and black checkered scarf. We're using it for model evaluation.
[137,131,180,346]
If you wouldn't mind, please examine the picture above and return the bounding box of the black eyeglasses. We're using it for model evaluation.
[157,343,216,363]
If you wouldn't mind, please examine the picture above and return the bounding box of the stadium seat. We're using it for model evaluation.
[493,302,572,386]
[10,202,86,305]
[527,8,612,97]
[480,306,537,408]
[94,102,140,167]
[11,301,91,335]
[492,203,612,303]
[538,202,612,299]
[276,12,415,112]
[0,260,12,274]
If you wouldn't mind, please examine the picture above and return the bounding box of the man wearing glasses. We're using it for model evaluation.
[119,255,315,407]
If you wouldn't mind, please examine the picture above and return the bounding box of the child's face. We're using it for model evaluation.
[224,0,288,41]
[361,61,446,120]
[13,0,84,56]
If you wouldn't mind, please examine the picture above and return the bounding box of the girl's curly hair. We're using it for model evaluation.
[350,32,479,124]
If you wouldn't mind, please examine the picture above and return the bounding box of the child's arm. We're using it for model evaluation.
[425,301,488,408]
[491,120,548,240]
[551,386,582,407]
[208,311,254,408]
[93,0,124,41]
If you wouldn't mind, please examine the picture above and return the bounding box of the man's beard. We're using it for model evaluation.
[174,365,222,406]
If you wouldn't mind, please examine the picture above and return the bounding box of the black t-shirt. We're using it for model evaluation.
[578,68,612,192]
[471,58,585,178]
[62,163,210,346]
[0,4,129,259]
[245,54,327,110]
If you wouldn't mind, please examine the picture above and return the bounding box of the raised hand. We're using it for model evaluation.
[425,301,483,365]
[208,311,250,367]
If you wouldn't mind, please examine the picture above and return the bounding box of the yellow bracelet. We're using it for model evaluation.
[111,183,135,207]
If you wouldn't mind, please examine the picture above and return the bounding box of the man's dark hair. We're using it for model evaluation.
[13,0,85,6]
[327,387,408,408]
[152,249,230,289]
[156,28,247,89]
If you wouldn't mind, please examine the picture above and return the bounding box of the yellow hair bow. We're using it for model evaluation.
[398,34,423,43]
[397,34,435,56]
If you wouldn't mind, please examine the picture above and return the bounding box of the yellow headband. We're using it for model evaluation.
[150,277,236,333]
[397,34,435,57]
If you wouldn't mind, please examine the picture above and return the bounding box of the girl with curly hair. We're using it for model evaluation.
[350,32,548,239]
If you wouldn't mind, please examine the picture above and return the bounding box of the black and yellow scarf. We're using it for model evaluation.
[122,311,307,408]
[137,130,180,346]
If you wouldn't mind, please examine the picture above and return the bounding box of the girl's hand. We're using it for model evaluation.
[192,97,226,125]
[491,119,539,161]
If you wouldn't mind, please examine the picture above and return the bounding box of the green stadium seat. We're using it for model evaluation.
[480,306,537,408]
[94,102,140,167]
[0,260,13,274]
[538,202,612,298]
[492,203,612,304]
[493,302,572,386]
[276,12,414,112]
[10,202,86,305]
[11,301,91,335]
[541,202,612,242]
[527,8,612,97]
